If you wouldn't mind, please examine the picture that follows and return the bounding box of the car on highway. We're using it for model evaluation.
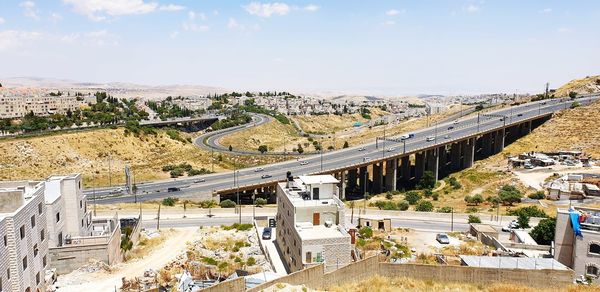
[436,233,450,244]
[517,113,523,117]
[167,187,180,192]
[387,147,396,152]
[255,167,264,172]
[447,126,454,130]
[299,161,309,166]
[502,220,520,232]
[444,134,450,139]
[193,178,205,183]
[363,157,370,162]
[110,187,123,194]
[400,133,415,140]
[262,227,272,240]
[261,174,272,179]
[453,120,459,124]
[358,147,366,151]
[426,136,435,142]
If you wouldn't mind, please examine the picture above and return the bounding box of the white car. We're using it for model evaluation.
[357,147,366,151]
[254,168,264,172]
[387,147,396,152]
[426,136,435,142]
[299,161,309,166]
[453,120,459,124]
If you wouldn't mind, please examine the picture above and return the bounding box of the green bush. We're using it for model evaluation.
[199,200,217,208]
[222,223,253,231]
[448,177,462,189]
[528,191,545,200]
[437,206,452,213]
[255,198,267,206]
[246,256,256,266]
[169,168,185,178]
[220,199,236,208]
[162,197,177,206]
[431,193,439,201]
[202,257,218,266]
[415,200,433,212]
[530,218,556,245]
[397,200,409,211]
[465,207,478,213]
[385,192,393,200]
[468,215,482,223]
[498,185,523,206]
[507,206,548,218]
[358,226,373,238]
[405,191,422,205]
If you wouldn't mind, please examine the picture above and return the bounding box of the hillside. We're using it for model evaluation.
[0,128,286,187]
[554,75,600,97]
[292,107,388,134]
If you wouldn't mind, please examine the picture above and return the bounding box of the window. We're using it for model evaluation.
[20,225,25,239]
[31,215,36,228]
[38,202,43,215]
[36,272,40,284]
[81,219,84,227]
[586,264,599,277]
[33,244,38,257]
[40,229,45,241]
[3,235,6,247]
[80,200,82,209]
[6,268,9,279]
[590,243,600,255]
[306,252,312,263]
[22,256,28,270]
[55,212,60,223]
[42,255,47,268]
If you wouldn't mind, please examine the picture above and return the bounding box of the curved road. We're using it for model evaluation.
[195,113,273,155]
[88,95,599,204]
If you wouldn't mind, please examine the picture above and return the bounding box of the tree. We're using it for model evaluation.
[228,145,233,152]
[417,171,436,190]
[358,226,373,238]
[528,191,545,200]
[468,215,482,224]
[498,185,522,206]
[258,145,268,154]
[517,213,530,229]
[464,194,484,206]
[568,91,578,99]
[448,177,461,189]
[415,200,434,212]
[120,226,133,260]
[507,206,548,218]
[220,199,236,208]
[296,144,304,154]
[343,141,349,149]
[404,191,422,205]
[530,218,556,245]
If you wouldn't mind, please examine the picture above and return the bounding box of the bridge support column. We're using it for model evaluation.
[481,133,493,157]
[494,129,505,153]
[437,146,448,179]
[347,169,358,194]
[463,138,475,169]
[372,163,383,194]
[414,152,425,182]
[338,171,346,200]
[400,156,411,186]
[384,159,397,192]
[450,142,461,172]
[359,166,369,197]
[425,148,439,181]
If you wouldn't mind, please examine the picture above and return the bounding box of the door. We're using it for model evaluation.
[313,212,320,225]
[312,187,320,200]
[306,251,312,263]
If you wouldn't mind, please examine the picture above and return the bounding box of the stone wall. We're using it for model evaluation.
[202,277,245,292]
[247,264,324,292]
[323,255,379,288]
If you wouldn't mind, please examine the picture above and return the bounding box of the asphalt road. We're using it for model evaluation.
[89,95,599,204]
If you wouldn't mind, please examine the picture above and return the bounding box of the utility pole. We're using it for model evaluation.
[211,148,214,172]
[108,154,112,187]
[157,203,161,230]
[382,122,386,159]
[403,139,407,154]
[320,137,324,172]
[451,207,454,232]
[93,173,97,217]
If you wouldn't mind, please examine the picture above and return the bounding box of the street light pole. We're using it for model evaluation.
[403,139,406,154]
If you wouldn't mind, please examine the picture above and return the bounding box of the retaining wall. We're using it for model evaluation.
[202,277,245,292]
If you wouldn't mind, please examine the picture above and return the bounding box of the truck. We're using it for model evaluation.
[399,133,415,140]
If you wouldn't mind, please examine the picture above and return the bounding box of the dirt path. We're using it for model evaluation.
[56,227,199,292]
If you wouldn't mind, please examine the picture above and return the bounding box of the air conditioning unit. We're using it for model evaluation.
[324,220,333,228]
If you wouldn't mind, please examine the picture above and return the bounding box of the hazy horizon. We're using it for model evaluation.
[1,0,599,95]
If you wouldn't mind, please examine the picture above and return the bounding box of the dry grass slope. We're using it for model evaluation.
[554,75,600,97]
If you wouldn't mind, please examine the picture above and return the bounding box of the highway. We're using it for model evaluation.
[88,95,599,204]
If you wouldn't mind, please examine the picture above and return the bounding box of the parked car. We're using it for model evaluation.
[524,163,534,169]
[502,220,520,232]
[255,167,264,172]
[261,174,272,179]
[436,233,450,244]
[426,136,435,142]
[262,227,272,240]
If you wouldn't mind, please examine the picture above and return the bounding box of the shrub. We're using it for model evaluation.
[528,191,545,200]
[257,145,268,153]
[416,171,436,190]
[246,257,256,266]
[530,218,556,245]
[255,198,267,206]
[468,215,482,223]
[405,191,422,205]
[431,193,439,201]
[220,199,236,208]
[162,197,177,206]
[222,223,253,231]
[169,168,185,178]
[517,213,530,229]
[358,226,373,238]
[385,192,393,200]
[423,189,433,198]
[437,206,452,213]
[448,177,462,189]
[415,200,433,212]
[498,185,522,206]
[465,207,479,213]
[464,194,484,206]
[199,200,217,208]
[507,206,548,218]
[397,200,409,211]
[202,257,218,266]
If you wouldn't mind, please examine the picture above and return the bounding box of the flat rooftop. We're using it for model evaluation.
[298,175,339,185]
[559,207,600,232]
[459,256,569,270]
[295,223,348,241]
[278,178,340,208]
[470,223,498,233]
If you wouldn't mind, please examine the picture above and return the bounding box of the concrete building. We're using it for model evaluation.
[554,207,600,283]
[44,174,92,248]
[0,91,91,119]
[275,174,353,273]
[0,181,48,292]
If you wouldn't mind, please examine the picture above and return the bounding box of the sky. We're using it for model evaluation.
[1,0,599,96]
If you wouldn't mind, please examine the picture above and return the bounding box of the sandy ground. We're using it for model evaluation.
[391,230,461,254]
[56,227,199,292]
[512,164,600,190]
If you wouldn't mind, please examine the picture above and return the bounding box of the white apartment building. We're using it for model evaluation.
[0,181,48,292]
[0,91,89,119]
[275,174,353,273]
[44,174,92,248]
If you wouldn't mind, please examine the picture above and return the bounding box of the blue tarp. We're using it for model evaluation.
[569,211,583,238]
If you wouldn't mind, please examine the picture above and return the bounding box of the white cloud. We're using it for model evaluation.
[557,27,571,33]
[381,20,396,26]
[60,30,119,46]
[169,31,179,39]
[244,2,290,17]
[188,11,206,21]
[50,12,63,22]
[539,8,552,14]
[183,23,209,32]
[304,4,319,12]
[20,1,40,20]
[159,4,185,12]
[464,4,480,13]
[227,18,239,29]
[386,9,405,16]
[0,30,42,51]
[0,17,5,25]
[63,0,182,21]
[182,10,209,32]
